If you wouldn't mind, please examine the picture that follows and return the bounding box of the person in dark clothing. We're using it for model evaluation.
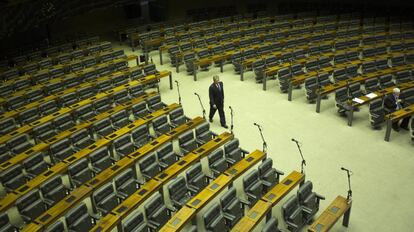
[384,88,410,131]
[209,75,228,128]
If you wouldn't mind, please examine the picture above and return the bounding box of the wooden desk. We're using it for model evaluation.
[160,206,197,232]
[308,195,352,232]
[231,170,305,232]
[0,105,181,214]
[384,104,414,142]
[315,63,413,113]
[347,82,414,126]
[91,132,232,232]
[160,150,266,232]
[230,200,273,232]
[0,68,166,144]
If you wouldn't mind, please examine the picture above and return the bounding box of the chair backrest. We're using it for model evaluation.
[262,217,280,232]
[65,202,88,225]
[40,175,63,195]
[186,162,202,182]
[113,134,132,149]
[208,149,224,165]
[258,158,273,177]
[16,189,41,211]
[178,130,194,145]
[243,169,259,189]
[92,182,115,205]
[203,203,223,229]
[156,142,173,158]
[144,192,164,218]
[195,122,209,136]
[122,212,146,232]
[89,146,110,163]
[282,195,300,220]
[0,212,12,231]
[168,176,187,200]
[220,186,237,210]
[114,168,136,188]
[298,181,313,203]
[139,152,157,169]
[152,115,168,128]
[45,220,65,232]
[224,139,239,154]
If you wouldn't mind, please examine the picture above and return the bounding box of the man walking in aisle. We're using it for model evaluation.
[209,75,228,128]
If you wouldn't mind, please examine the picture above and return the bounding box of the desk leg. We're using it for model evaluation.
[240,65,244,81]
[131,39,135,52]
[220,61,223,73]
[193,63,197,81]
[176,55,179,73]
[316,94,322,113]
[266,210,272,222]
[159,48,163,65]
[263,73,267,91]
[342,206,352,227]
[145,47,149,65]
[384,119,392,142]
[348,106,354,127]
[119,33,122,45]
[169,74,173,90]
[288,82,293,101]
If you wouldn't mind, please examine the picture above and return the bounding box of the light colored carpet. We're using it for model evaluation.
[118,42,413,232]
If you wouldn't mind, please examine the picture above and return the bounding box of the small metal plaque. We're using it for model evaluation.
[267,193,276,200]
[116,206,127,213]
[228,169,237,175]
[65,196,76,203]
[172,218,181,226]
[283,179,292,185]
[158,173,167,179]
[39,214,51,222]
[315,224,324,232]
[249,211,258,219]
[191,199,201,206]
[138,189,148,196]
[330,206,340,214]
[210,183,219,190]
[111,165,120,171]
[178,160,186,165]
[246,157,254,162]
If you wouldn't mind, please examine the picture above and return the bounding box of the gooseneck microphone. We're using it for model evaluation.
[229,106,234,134]
[175,80,181,105]
[253,123,267,153]
[341,166,353,201]
[291,138,306,174]
[194,92,206,119]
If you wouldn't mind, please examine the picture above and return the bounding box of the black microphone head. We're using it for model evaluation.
[341,167,345,170]
[291,138,295,141]
[194,92,197,95]
[175,80,178,83]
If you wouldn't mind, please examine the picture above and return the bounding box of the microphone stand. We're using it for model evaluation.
[229,106,234,134]
[292,139,306,174]
[254,123,267,153]
[175,81,182,105]
[341,167,353,202]
[194,93,206,119]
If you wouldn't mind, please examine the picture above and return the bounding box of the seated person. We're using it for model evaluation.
[384,88,410,131]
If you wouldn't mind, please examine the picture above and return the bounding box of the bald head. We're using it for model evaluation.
[393,88,400,97]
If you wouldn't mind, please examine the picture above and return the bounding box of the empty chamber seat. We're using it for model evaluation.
[92,182,119,215]
[114,169,140,200]
[40,175,68,207]
[16,189,46,223]
[144,193,172,231]
[65,202,96,232]
[68,158,92,187]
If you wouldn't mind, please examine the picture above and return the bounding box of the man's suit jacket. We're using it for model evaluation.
[209,82,224,107]
[384,94,400,113]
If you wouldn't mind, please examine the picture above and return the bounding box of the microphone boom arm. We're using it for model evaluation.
[292,139,306,174]
[194,93,206,119]
[254,123,267,153]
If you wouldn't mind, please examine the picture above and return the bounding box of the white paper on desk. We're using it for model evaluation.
[353,98,364,104]
[366,93,377,99]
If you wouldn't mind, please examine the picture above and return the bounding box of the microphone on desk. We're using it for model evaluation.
[194,92,206,119]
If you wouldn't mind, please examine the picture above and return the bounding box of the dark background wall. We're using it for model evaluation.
[1,0,413,54]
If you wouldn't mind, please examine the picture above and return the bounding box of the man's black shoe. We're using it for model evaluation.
[209,118,213,123]
[222,125,228,129]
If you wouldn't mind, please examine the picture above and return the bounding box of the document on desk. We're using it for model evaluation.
[352,97,364,104]
[366,93,378,99]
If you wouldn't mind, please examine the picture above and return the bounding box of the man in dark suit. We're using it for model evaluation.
[209,75,228,128]
[384,88,410,131]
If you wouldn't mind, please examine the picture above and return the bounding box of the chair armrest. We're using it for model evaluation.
[246,192,258,201]
[302,206,313,215]
[205,174,215,181]
[316,193,325,200]
[223,212,236,221]
[239,198,251,207]
[285,220,299,230]
[188,185,199,195]
[116,192,129,200]
[148,220,161,231]
[21,214,31,223]
[261,180,273,187]
[44,198,55,208]
[275,168,285,176]
[90,212,101,222]
[96,206,109,216]
[241,148,249,157]
[211,131,218,137]
[91,166,102,174]
[166,205,176,215]
[225,157,236,165]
